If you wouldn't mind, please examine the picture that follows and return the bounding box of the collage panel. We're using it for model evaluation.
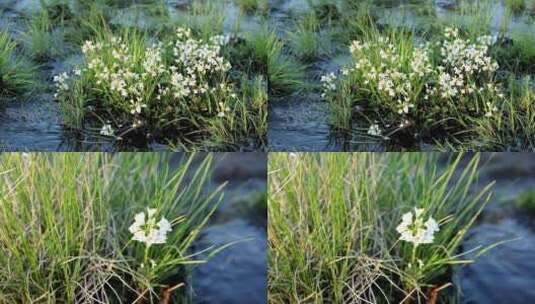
[0,1,267,151]
[268,153,535,303]
[268,0,535,151]
[0,153,267,303]
[1,0,535,303]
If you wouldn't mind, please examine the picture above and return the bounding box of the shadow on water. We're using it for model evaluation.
[455,154,535,303]
[0,0,263,151]
[268,0,535,151]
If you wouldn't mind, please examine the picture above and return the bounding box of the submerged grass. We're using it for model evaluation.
[269,153,495,304]
[0,153,227,303]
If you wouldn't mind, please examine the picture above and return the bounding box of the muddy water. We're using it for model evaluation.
[457,154,535,303]
[268,0,535,151]
[0,0,262,151]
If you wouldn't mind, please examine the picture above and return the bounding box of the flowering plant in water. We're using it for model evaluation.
[322,27,503,141]
[54,27,238,141]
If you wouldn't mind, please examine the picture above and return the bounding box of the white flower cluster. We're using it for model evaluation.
[320,72,337,98]
[427,27,500,105]
[53,72,70,99]
[129,207,172,246]
[54,27,236,131]
[327,36,433,116]
[367,123,381,136]
[100,123,114,136]
[82,36,165,119]
[323,27,503,127]
[396,208,439,245]
[166,28,231,103]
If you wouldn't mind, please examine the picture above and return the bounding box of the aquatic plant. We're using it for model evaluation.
[267,31,306,95]
[323,26,503,143]
[0,153,226,303]
[505,0,526,14]
[0,31,35,98]
[55,27,265,148]
[467,75,535,151]
[288,13,331,61]
[235,0,267,13]
[22,10,57,61]
[269,153,495,303]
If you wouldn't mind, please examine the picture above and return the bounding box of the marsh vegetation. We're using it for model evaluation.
[0,0,267,151]
[0,152,268,304]
[268,153,535,303]
[268,0,535,151]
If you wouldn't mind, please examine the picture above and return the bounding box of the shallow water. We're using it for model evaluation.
[456,154,535,303]
[0,0,263,151]
[268,0,535,151]
[173,153,267,304]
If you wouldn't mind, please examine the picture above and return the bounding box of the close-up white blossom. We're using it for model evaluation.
[129,208,172,246]
[396,208,439,245]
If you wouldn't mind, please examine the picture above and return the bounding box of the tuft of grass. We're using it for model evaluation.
[235,0,260,13]
[515,189,535,215]
[505,0,526,14]
[269,153,495,303]
[495,30,535,74]
[22,10,57,61]
[288,13,331,61]
[469,76,535,151]
[0,31,36,98]
[267,31,306,95]
[0,153,226,303]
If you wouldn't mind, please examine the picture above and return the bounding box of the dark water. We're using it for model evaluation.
[267,0,535,151]
[457,154,535,303]
[0,0,262,151]
[191,153,267,304]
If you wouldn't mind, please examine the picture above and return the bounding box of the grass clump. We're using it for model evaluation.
[322,26,503,144]
[235,0,267,13]
[470,76,535,150]
[288,13,330,61]
[0,31,35,98]
[269,153,495,304]
[22,10,57,61]
[515,189,535,215]
[54,27,265,149]
[0,153,226,303]
[505,0,526,14]
[495,30,535,74]
[267,31,306,95]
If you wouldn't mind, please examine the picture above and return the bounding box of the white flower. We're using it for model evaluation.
[367,123,381,136]
[396,208,439,245]
[128,207,172,246]
[100,124,114,136]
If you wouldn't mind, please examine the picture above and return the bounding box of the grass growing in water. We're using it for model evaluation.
[0,153,227,303]
[54,26,266,149]
[269,153,496,303]
[505,0,526,14]
[320,22,535,149]
[0,31,35,98]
